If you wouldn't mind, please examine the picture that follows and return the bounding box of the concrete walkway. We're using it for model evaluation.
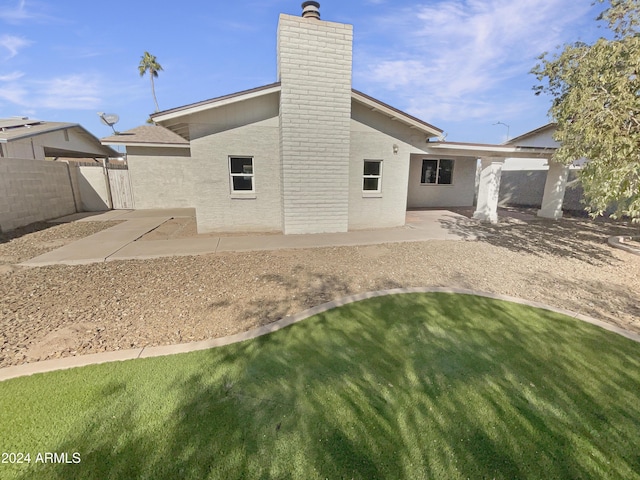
[20,208,478,266]
[1,287,638,382]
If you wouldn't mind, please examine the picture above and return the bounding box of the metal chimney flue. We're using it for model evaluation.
[301,1,320,19]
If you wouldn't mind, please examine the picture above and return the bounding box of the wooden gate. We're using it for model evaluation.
[107,165,134,209]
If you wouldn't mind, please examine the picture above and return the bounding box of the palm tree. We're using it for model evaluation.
[138,51,163,112]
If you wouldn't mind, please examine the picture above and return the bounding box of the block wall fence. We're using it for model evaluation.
[0,158,110,232]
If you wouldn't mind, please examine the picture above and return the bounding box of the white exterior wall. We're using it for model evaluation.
[191,116,282,233]
[126,147,195,209]
[0,158,77,231]
[348,119,411,229]
[407,155,477,208]
[4,127,112,160]
[277,14,353,234]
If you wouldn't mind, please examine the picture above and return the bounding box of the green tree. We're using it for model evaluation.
[532,0,640,222]
[138,51,163,112]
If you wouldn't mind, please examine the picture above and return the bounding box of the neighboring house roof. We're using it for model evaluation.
[1,119,76,141]
[0,117,43,130]
[505,123,557,146]
[101,125,190,148]
[0,117,118,158]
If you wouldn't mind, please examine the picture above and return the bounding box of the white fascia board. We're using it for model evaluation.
[426,142,555,158]
[152,85,282,123]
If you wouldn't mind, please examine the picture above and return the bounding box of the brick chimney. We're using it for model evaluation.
[277,4,354,234]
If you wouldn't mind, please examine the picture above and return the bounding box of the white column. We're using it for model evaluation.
[473,157,503,223]
[537,161,570,219]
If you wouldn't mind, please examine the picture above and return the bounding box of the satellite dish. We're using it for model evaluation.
[98,112,120,134]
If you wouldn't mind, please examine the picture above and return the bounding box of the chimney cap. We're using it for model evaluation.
[301,1,320,19]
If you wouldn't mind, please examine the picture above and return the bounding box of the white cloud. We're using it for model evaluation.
[37,75,102,109]
[0,0,31,23]
[0,34,31,59]
[0,70,24,81]
[358,0,593,122]
[0,73,103,110]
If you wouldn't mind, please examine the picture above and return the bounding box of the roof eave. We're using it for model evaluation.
[100,140,189,148]
[0,123,78,141]
[351,89,443,138]
[426,141,556,158]
[505,122,557,145]
[151,83,282,123]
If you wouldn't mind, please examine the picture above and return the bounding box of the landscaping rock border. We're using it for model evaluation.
[2,287,638,382]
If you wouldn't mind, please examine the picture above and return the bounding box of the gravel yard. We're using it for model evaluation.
[1,213,639,368]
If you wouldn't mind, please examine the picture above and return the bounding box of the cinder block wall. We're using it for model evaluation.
[277,13,353,234]
[499,169,585,210]
[0,158,77,232]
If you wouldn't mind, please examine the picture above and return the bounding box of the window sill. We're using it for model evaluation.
[230,193,257,199]
[362,192,383,198]
[419,183,454,187]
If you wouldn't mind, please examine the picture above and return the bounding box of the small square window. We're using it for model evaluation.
[229,156,254,193]
[421,159,454,185]
[363,160,382,193]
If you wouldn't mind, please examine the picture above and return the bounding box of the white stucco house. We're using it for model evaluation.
[500,123,586,214]
[1,117,116,160]
[103,2,564,234]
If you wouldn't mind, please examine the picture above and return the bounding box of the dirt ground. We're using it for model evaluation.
[1,211,639,368]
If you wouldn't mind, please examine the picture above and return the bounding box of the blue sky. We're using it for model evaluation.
[0,0,607,144]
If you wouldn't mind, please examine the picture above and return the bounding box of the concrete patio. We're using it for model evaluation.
[19,208,480,266]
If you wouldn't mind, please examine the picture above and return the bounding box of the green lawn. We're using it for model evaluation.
[1,292,639,479]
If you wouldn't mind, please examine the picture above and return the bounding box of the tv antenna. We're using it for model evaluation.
[493,121,510,141]
[98,112,120,135]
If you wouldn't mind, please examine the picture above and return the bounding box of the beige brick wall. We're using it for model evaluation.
[348,120,411,229]
[0,158,77,232]
[191,117,282,233]
[126,147,196,210]
[277,13,353,234]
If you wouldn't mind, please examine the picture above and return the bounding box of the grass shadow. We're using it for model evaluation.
[3,293,640,479]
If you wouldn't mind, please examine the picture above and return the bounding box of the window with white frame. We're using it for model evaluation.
[363,160,382,192]
[229,156,254,192]
[421,159,454,185]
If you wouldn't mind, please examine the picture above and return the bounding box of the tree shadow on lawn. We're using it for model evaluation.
[438,212,639,265]
[18,293,640,479]
[227,266,405,330]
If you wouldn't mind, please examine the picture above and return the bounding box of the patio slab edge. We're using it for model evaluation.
[1,287,638,382]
